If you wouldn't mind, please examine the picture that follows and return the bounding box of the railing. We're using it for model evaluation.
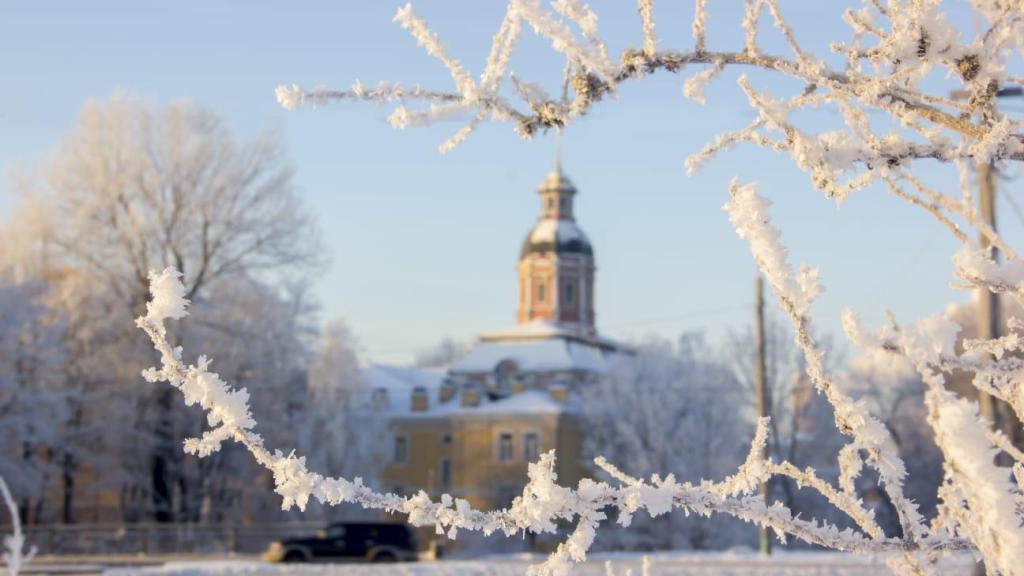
[16,522,325,556]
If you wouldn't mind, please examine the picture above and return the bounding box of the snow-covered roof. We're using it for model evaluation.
[362,363,446,393]
[521,218,593,258]
[526,218,589,245]
[359,363,570,418]
[396,389,570,420]
[449,337,610,374]
[359,363,446,412]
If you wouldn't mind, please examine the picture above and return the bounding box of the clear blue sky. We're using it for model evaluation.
[2,1,1021,364]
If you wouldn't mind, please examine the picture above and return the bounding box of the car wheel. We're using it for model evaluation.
[283,550,307,563]
[372,551,397,563]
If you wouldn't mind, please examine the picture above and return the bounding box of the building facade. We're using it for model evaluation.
[373,163,623,515]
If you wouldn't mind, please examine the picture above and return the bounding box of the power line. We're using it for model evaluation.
[592,303,753,330]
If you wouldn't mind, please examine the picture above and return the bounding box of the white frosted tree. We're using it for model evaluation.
[582,334,754,550]
[4,95,323,522]
[844,345,945,526]
[130,1,1024,575]
[415,338,468,369]
[0,281,65,524]
[301,320,387,487]
[172,276,317,522]
[727,316,847,516]
[18,96,321,306]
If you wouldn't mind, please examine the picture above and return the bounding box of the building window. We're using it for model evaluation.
[537,281,546,303]
[393,436,408,464]
[371,388,389,410]
[564,279,575,305]
[497,432,514,462]
[559,197,568,212]
[440,458,452,488]
[546,197,555,211]
[441,433,452,445]
[524,432,540,462]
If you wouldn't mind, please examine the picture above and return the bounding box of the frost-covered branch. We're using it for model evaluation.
[137,267,972,576]
[277,0,1024,174]
[841,308,1024,575]
[724,181,932,559]
[0,477,34,576]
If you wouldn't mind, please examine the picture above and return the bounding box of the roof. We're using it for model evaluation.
[540,165,575,192]
[359,364,572,418]
[521,218,593,258]
[397,389,570,420]
[359,363,446,412]
[449,336,611,374]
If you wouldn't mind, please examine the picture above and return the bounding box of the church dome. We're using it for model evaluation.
[520,219,593,258]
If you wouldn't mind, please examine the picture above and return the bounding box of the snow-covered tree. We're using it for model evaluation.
[0,280,65,524]
[415,337,468,368]
[303,321,386,483]
[727,316,846,510]
[582,334,753,550]
[844,346,944,530]
[3,96,323,523]
[169,276,316,522]
[131,1,1024,575]
[14,96,322,306]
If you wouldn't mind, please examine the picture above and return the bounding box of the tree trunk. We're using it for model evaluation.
[62,449,76,523]
[151,387,175,522]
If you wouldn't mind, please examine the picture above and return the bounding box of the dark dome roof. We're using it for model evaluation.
[520,219,593,258]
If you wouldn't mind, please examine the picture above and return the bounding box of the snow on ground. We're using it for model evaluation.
[108,551,975,575]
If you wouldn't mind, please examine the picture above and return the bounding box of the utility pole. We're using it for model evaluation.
[950,85,1022,427]
[976,160,999,426]
[754,275,771,555]
[949,82,1024,576]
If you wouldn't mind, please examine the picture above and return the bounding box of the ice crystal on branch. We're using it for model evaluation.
[144,267,189,328]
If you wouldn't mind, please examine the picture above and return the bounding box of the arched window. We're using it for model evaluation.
[537,281,546,302]
[494,359,518,395]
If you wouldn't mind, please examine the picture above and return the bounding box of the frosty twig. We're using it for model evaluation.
[1,476,35,576]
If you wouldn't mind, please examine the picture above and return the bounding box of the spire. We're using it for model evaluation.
[542,133,573,191]
[553,131,563,178]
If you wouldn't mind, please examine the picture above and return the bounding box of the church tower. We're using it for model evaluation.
[517,161,596,334]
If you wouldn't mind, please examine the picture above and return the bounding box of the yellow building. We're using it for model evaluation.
[375,378,584,511]
[372,163,623,513]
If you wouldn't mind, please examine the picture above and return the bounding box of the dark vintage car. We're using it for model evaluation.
[263,521,418,563]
